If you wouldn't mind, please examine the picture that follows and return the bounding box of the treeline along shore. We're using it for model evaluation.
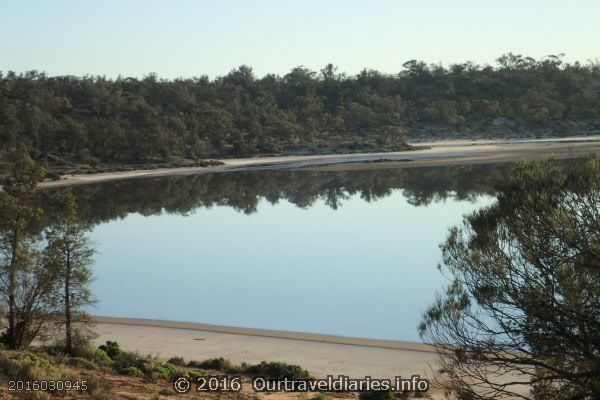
[1,53,599,173]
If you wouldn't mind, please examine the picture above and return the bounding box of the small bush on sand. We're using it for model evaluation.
[113,351,143,373]
[98,341,121,359]
[111,352,185,381]
[67,357,96,370]
[87,348,112,366]
[187,357,239,373]
[122,366,144,377]
[167,356,186,366]
[0,352,54,381]
[188,369,204,379]
[142,359,179,380]
[243,361,310,380]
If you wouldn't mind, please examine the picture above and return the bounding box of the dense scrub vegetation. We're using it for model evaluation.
[0,341,312,399]
[2,54,599,166]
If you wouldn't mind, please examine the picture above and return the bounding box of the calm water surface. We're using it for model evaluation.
[45,164,507,341]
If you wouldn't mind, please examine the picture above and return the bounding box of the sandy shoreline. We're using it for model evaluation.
[40,136,600,188]
[91,316,439,380]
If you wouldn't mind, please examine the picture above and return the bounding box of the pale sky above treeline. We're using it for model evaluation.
[1,0,598,78]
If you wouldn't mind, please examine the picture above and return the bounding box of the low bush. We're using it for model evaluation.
[142,359,179,380]
[243,361,310,380]
[122,366,144,377]
[111,351,185,381]
[67,357,96,370]
[166,356,186,367]
[98,341,121,359]
[113,350,143,374]
[0,352,54,382]
[87,348,112,366]
[187,357,237,372]
[188,369,204,379]
[18,352,53,370]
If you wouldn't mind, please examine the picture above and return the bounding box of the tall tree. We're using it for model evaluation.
[419,158,600,400]
[0,147,55,349]
[44,192,94,355]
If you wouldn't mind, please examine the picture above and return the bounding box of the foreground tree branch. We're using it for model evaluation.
[420,157,600,400]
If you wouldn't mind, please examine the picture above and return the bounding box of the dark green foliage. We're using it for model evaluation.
[166,356,185,367]
[121,366,144,378]
[2,54,598,166]
[67,356,96,370]
[86,348,112,366]
[44,193,95,356]
[110,348,186,381]
[98,341,121,359]
[112,350,142,374]
[0,352,54,381]
[186,357,310,380]
[420,158,600,399]
[187,357,237,373]
[243,361,310,380]
[0,148,53,350]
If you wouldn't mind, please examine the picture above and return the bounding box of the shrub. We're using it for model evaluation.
[161,362,178,377]
[67,357,96,370]
[98,341,121,359]
[146,361,185,381]
[122,366,144,378]
[167,356,186,367]
[113,351,143,374]
[87,348,112,366]
[188,369,204,379]
[243,361,310,380]
[187,357,236,372]
[18,352,52,370]
[139,358,187,381]
[0,353,54,382]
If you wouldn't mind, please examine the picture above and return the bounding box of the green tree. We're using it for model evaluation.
[420,159,600,400]
[0,148,53,349]
[44,192,95,355]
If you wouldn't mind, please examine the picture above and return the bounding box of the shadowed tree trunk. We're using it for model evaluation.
[64,252,72,354]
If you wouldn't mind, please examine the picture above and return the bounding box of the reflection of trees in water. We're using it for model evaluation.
[40,163,516,226]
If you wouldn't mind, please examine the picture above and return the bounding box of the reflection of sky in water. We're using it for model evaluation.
[89,190,495,341]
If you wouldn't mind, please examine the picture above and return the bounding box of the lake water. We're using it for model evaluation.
[44,164,508,341]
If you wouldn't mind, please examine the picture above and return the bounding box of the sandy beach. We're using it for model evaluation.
[92,316,439,381]
[40,135,600,188]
